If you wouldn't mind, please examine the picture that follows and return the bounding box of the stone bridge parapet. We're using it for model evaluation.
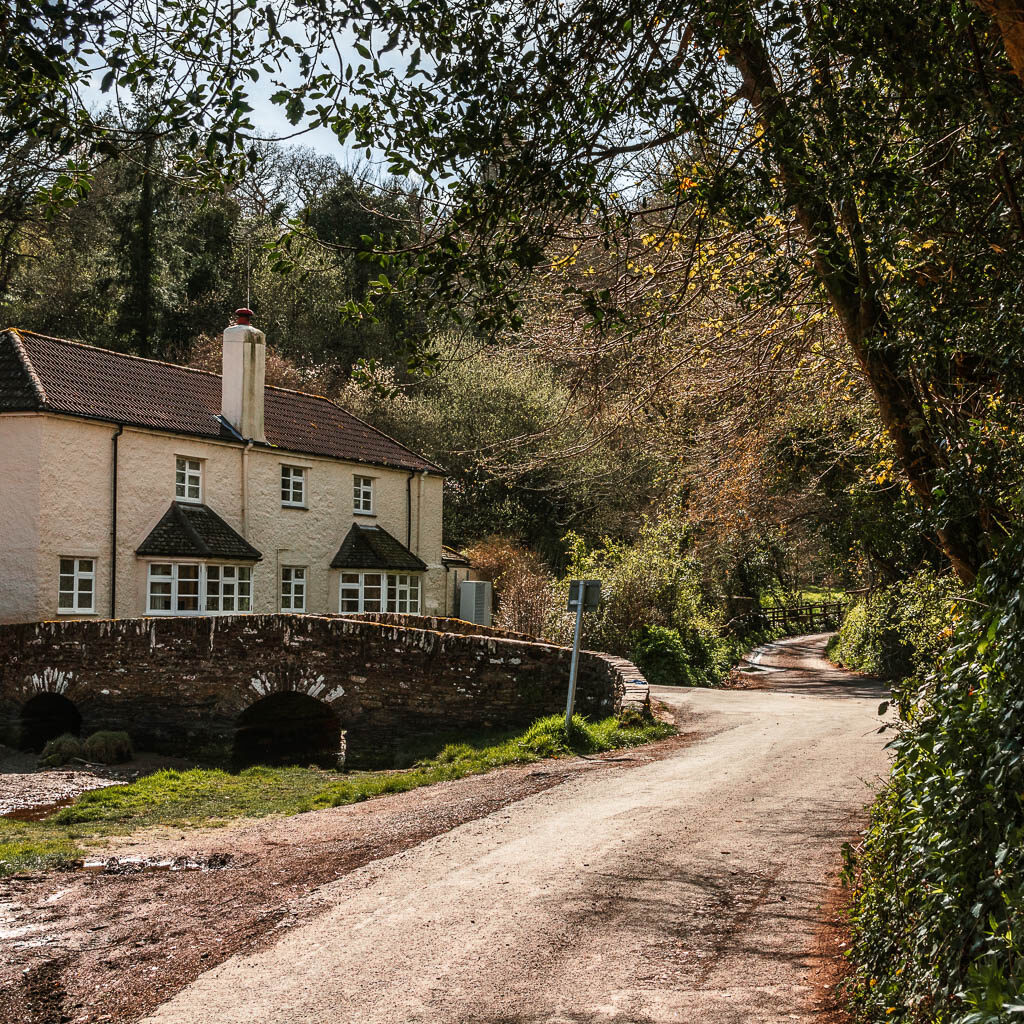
[0,614,649,765]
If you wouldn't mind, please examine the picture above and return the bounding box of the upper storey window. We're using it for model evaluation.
[281,465,306,507]
[353,475,374,514]
[175,457,202,502]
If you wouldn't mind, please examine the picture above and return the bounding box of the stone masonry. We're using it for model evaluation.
[0,614,649,765]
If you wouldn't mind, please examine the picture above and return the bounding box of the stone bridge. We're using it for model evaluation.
[0,613,649,767]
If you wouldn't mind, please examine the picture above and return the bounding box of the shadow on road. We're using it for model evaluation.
[735,633,890,700]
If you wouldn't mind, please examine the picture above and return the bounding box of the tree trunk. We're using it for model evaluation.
[976,0,1024,86]
[723,13,982,584]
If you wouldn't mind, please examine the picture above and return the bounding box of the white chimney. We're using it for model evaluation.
[221,308,266,442]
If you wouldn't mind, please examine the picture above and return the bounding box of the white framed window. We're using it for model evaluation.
[147,563,252,615]
[175,457,202,502]
[206,564,252,612]
[58,558,96,613]
[339,572,419,614]
[280,566,307,612]
[340,572,382,613]
[353,475,374,514]
[387,573,421,614]
[281,465,306,507]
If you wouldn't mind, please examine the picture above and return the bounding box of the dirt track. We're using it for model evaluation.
[142,634,890,1024]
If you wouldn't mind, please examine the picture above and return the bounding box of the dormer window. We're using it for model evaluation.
[353,475,374,514]
[175,457,202,502]
[281,465,306,507]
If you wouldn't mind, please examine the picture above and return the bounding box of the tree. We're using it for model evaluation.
[6,0,1023,580]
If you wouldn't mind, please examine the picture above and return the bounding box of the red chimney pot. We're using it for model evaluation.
[235,308,253,326]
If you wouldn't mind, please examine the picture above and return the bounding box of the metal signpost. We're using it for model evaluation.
[565,579,602,731]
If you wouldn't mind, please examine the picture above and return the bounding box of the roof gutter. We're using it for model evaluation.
[110,424,124,618]
[406,470,415,548]
[415,469,427,555]
[241,438,254,538]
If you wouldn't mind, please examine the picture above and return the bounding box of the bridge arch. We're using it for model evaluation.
[20,692,82,752]
[233,691,343,768]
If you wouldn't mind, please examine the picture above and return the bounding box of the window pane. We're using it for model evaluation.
[178,564,199,611]
[149,572,172,611]
[237,568,251,611]
[58,591,74,609]
[79,560,93,574]
[60,558,74,575]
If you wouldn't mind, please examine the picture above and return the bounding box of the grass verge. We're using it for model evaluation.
[0,714,673,876]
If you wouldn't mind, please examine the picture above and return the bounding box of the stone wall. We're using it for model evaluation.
[0,614,649,765]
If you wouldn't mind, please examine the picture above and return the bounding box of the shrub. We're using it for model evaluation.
[630,623,726,688]
[832,570,962,680]
[82,730,133,764]
[462,536,567,640]
[38,733,83,767]
[848,543,1024,1023]
[563,511,720,657]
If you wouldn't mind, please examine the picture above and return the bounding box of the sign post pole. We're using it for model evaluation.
[565,579,601,732]
[565,589,586,732]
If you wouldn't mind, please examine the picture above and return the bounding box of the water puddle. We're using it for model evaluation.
[2,796,77,822]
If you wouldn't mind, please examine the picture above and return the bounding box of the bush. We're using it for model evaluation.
[630,623,726,687]
[463,536,566,639]
[848,544,1024,1023]
[82,730,133,764]
[563,511,721,656]
[38,733,83,767]
[831,570,962,680]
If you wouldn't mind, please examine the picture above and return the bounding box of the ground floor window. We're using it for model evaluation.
[58,557,95,613]
[340,572,420,614]
[280,566,307,611]
[387,573,421,614]
[147,562,252,614]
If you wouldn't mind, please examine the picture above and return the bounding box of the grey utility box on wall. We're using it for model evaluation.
[458,580,493,626]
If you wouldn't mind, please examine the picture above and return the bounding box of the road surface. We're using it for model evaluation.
[144,634,889,1024]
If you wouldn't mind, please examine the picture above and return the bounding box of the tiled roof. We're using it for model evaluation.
[441,545,472,566]
[0,329,440,473]
[136,502,263,561]
[330,524,427,572]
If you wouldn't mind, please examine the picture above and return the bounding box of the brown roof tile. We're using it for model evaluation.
[330,524,427,572]
[0,329,440,473]
[136,502,263,561]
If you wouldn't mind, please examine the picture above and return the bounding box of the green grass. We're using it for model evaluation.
[0,714,673,876]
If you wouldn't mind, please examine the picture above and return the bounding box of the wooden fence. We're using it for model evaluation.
[762,601,848,634]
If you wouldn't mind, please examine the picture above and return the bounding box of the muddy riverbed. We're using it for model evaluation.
[0,746,196,818]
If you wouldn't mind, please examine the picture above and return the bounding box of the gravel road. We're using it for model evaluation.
[144,635,890,1024]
